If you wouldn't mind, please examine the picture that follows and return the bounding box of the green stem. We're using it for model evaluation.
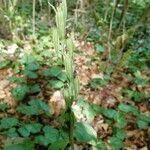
[69,109,75,150]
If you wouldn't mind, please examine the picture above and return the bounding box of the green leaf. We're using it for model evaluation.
[4,128,19,138]
[108,137,124,150]
[25,62,40,71]
[28,99,50,115]
[48,139,68,150]
[92,104,105,114]
[132,91,143,102]
[0,103,8,111]
[43,66,62,77]
[8,76,26,84]
[12,85,29,102]
[138,114,150,123]
[115,129,127,141]
[24,70,38,79]
[95,44,104,53]
[90,139,106,150]
[29,84,41,94]
[0,60,11,69]
[74,122,97,142]
[43,125,60,143]
[49,80,64,89]
[57,72,67,82]
[18,123,42,137]
[21,54,36,64]
[118,103,139,115]
[16,105,39,116]
[35,135,50,146]
[35,126,60,146]
[136,119,148,129]
[90,78,108,89]
[3,139,34,150]
[17,99,50,116]
[103,109,117,119]
[0,117,18,129]
[116,112,127,128]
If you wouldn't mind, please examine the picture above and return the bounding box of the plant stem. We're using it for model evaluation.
[32,0,36,36]
[69,108,75,150]
[107,0,116,63]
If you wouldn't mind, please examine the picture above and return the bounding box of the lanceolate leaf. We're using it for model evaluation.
[74,122,97,142]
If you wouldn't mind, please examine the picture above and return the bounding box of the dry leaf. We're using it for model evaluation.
[49,91,66,116]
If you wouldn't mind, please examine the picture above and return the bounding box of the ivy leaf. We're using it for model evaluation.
[0,103,8,111]
[43,125,60,143]
[16,105,39,116]
[116,112,127,128]
[4,128,19,138]
[138,114,150,123]
[3,139,34,150]
[48,80,64,89]
[90,139,106,150]
[35,135,50,146]
[43,66,62,77]
[35,126,59,146]
[29,84,41,94]
[92,104,105,114]
[12,85,29,102]
[136,119,148,129]
[118,103,139,116]
[115,129,127,141]
[0,117,19,129]
[48,139,68,150]
[17,99,50,116]
[8,76,26,84]
[28,99,50,115]
[24,70,38,79]
[95,44,104,53]
[25,62,40,71]
[18,127,30,137]
[74,122,97,142]
[108,137,124,150]
[57,72,67,82]
[18,123,42,137]
[103,109,117,119]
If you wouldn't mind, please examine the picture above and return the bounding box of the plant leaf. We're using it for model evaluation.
[43,66,62,77]
[0,103,8,111]
[108,137,124,150]
[0,117,19,129]
[116,111,127,128]
[48,139,68,150]
[49,80,64,89]
[3,139,34,150]
[12,85,29,102]
[74,122,97,142]
[18,123,42,137]
[118,103,139,115]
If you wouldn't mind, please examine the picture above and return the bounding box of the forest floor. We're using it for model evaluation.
[0,37,150,150]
